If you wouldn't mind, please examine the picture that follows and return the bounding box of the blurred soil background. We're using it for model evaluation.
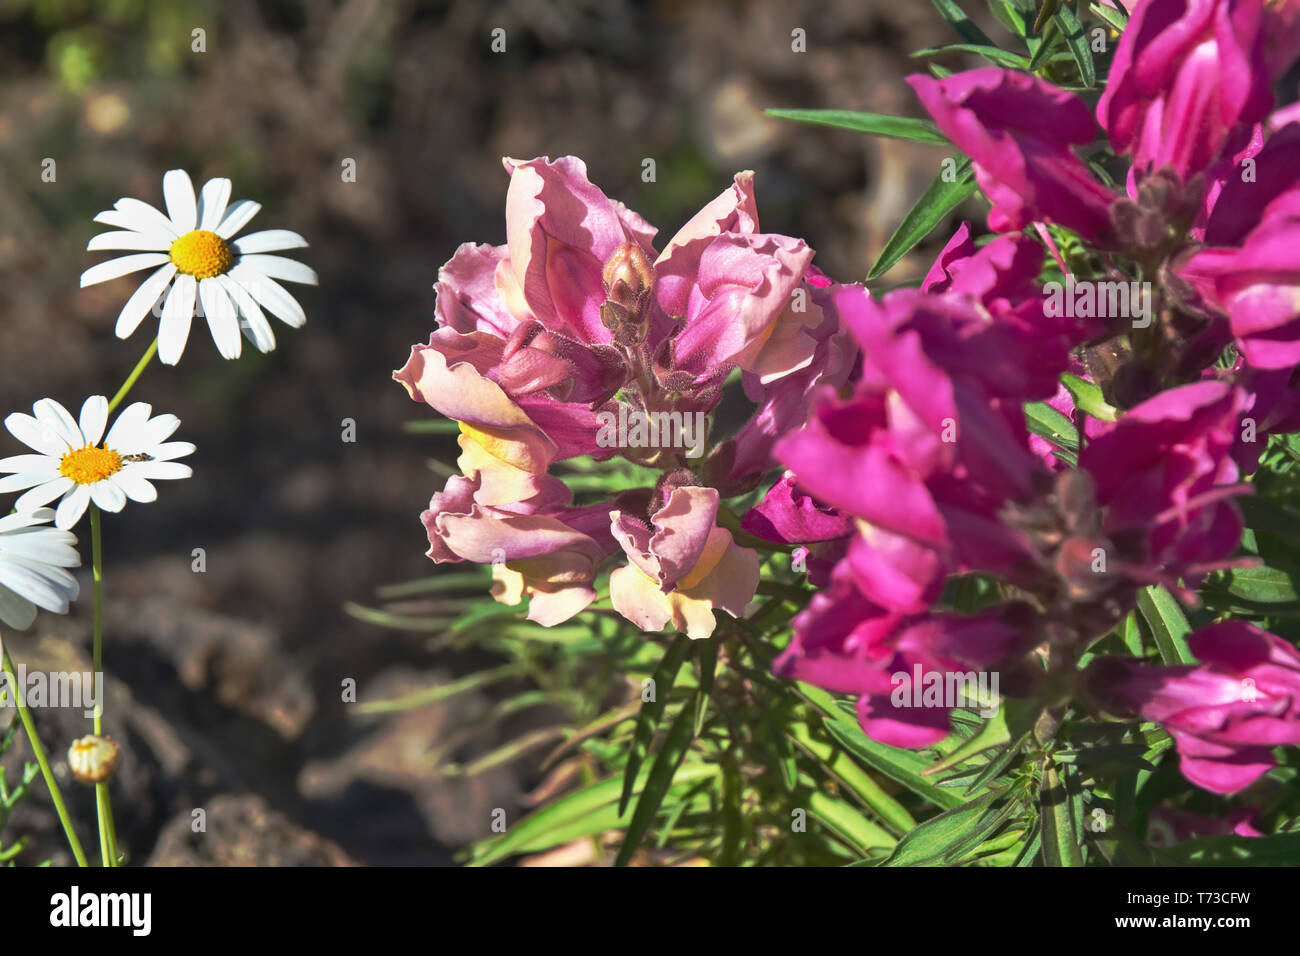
[0,0,996,865]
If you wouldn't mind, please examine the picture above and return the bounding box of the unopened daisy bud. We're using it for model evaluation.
[67,734,121,784]
[602,242,654,312]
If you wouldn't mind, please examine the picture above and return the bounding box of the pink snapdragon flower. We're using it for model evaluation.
[1179,124,1300,369]
[1097,0,1272,185]
[1147,805,1265,845]
[608,485,759,640]
[1080,380,1253,591]
[908,69,1118,243]
[399,157,847,633]
[1086,621,1300,793]
[774,238,1071,611]
[773,562,1038,747]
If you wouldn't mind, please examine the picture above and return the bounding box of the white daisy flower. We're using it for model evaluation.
[0,396,195,531]
[0,508,80,631]
[80,169,317,366]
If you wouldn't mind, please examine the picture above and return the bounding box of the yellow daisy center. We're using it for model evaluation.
[59,445,123,485]
[169,229,234,279]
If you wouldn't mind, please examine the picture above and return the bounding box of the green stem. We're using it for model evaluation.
[106,338,158,414]
[88,505,118,867]
[0,645,89,867]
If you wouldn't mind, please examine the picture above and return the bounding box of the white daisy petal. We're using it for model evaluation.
[131,461,192,481]
[236,254,318,286]
[55,486,92,530]
[93,209,149,233]
[88,480,126,513]
[216,199,261,239]
[34,399,84,447]
[228,264,306,328]
[135,414,181,449]
[110,470,157,503]
[103,402,153,451]
[78,395,109,447]
[231,229,308,254]
[115,263,177,339]
[5,412,67,456]
[0,529,81,567]
[18,477,75,514]
[0,508,81,627]
[107,198,180,239]
[162,169,198,233]
[80,253,170,288]
[0,455,59,476]
[0,473,49,493]
[148,441,196,462]
[87,231,171,252]
[0,587,37,630]
[197,177,233,231]
[0,507,58,531]
[0,557,72,612]
[198,277,242,360]
[29,566,79,611]
[158,274,197,365]
[215,274,276,353]
[0,460,60,489]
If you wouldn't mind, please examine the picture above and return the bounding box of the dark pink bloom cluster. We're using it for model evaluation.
[762,0,1300,793]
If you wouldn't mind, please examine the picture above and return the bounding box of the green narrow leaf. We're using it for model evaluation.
[1032,0,1063,33]
[720,756,743,866]
[763,108,949,144]
[940,790,1032,864]
[1053,5,1096,87]
[614,694,699,867]
[1205,563,1300,604]
[795,682,965,809]
[620,634,691,815]
[880,791,1001,866]
[923,707,1011,777]
[1089,1,1129,31]
[912,44,1032,69]
[402,418,462,434]
[1240,497,1300,545]
[868,157,976,280]
[822,715,967,810]
[1136,586,1194,664]
[1024,400,1079,461]
[1161,832,1300,866]
[787,721,918,834]
[1013,824,1042,866]
[355,664,523,715]
[695,638,719,736]
[806,790,897,856]
[1121,610,1144,656]
[467,764,717,866]
[987,0,1029,37]
[1027,22,1064,73]
[1039,762,1084,866]
[1062,372,1116,422]
[931,0,996,46]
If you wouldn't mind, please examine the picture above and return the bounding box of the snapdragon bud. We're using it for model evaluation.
[601,243,655,344]
[602,242,654,308]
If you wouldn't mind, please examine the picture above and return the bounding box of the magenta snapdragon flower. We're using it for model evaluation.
[1087,621,1300,793]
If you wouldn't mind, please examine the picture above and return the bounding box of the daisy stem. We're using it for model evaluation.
[88,504,119,867]
[107,338,159,414]
[0,644,90,867]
